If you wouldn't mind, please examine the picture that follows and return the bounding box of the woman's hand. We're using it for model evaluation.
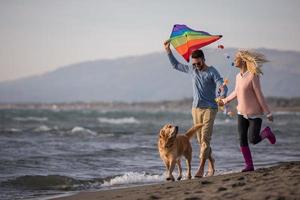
[267,114,274,122]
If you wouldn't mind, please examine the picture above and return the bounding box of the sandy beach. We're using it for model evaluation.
[53,161,300,200]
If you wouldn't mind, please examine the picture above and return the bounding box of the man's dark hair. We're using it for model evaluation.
[191,49,205,60]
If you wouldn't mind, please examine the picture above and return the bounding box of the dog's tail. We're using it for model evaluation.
[185,124,203,140]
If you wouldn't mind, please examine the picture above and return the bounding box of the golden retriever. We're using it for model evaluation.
[158,123,202,181]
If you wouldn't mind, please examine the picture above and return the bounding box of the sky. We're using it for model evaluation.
[0,0,299,82]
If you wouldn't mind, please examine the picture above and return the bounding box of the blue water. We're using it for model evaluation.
[0,108,299,200]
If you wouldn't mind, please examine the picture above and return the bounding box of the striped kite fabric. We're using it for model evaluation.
[169,24,222,62]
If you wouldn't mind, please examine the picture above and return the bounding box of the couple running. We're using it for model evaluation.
[164,40,276,177]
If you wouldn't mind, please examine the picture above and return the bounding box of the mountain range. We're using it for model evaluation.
[0,48,299,103]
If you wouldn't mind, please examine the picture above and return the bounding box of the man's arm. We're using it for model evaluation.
[218,75,238,106]
[212,68,228,97]
[164,40,191,73]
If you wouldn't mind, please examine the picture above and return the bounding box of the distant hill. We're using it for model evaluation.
[0,48,299,103]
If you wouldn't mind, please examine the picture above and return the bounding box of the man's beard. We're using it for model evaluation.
[197,65,204,70]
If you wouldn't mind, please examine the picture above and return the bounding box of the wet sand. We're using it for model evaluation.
[53,161,300,200]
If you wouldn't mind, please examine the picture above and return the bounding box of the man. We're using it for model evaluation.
[164,40,228,177]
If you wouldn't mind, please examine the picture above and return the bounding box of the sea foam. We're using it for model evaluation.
[214,118,234,125]
[13,117,48,122]
[34,125,51,132]
[101,172,164,187]
[98,117,140,124]
[70,126,97,136]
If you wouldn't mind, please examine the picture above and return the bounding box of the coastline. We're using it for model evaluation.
[1,97,300,112]
[52,161,300,200]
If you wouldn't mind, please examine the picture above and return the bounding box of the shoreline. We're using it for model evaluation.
[1,97,300,112]
[52,161,300,200]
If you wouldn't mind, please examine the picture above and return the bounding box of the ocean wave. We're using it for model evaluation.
[274,111,300,116]
[101,172,163,187]
[70,126,97,136]
[1,175,86,190]
[214,118,235,125]
[6,128,22,132]
[0,173,163,192]
[214,169,240,176]
[34,125,51,132]
[99,143,142,152]
[98,117,140,124]
[13,117,48,122]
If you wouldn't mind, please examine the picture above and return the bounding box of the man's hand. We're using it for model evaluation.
[217,98,225,106]
[164,40,171,53]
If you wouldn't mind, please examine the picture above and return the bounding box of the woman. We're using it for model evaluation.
[218,50,276,172]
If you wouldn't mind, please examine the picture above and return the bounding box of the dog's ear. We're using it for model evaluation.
[159,130,165,138]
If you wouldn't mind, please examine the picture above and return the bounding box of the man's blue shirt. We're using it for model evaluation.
[168,52,228,109]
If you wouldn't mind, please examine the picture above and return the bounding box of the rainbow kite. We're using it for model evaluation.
[169,24,222,62]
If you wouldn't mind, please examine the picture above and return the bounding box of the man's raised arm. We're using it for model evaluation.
[164,40,191,73]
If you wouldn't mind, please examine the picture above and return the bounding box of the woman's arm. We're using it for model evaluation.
[252,75,271,114]
[222,90,237,104]
[222,75,238,104]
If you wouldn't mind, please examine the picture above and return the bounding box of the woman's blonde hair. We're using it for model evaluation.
[236,50,268,75]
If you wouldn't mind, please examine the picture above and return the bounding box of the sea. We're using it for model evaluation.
[0,107,299,200]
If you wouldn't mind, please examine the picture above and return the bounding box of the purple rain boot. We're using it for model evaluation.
[240,146,254,172]
[260,126,276,144]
